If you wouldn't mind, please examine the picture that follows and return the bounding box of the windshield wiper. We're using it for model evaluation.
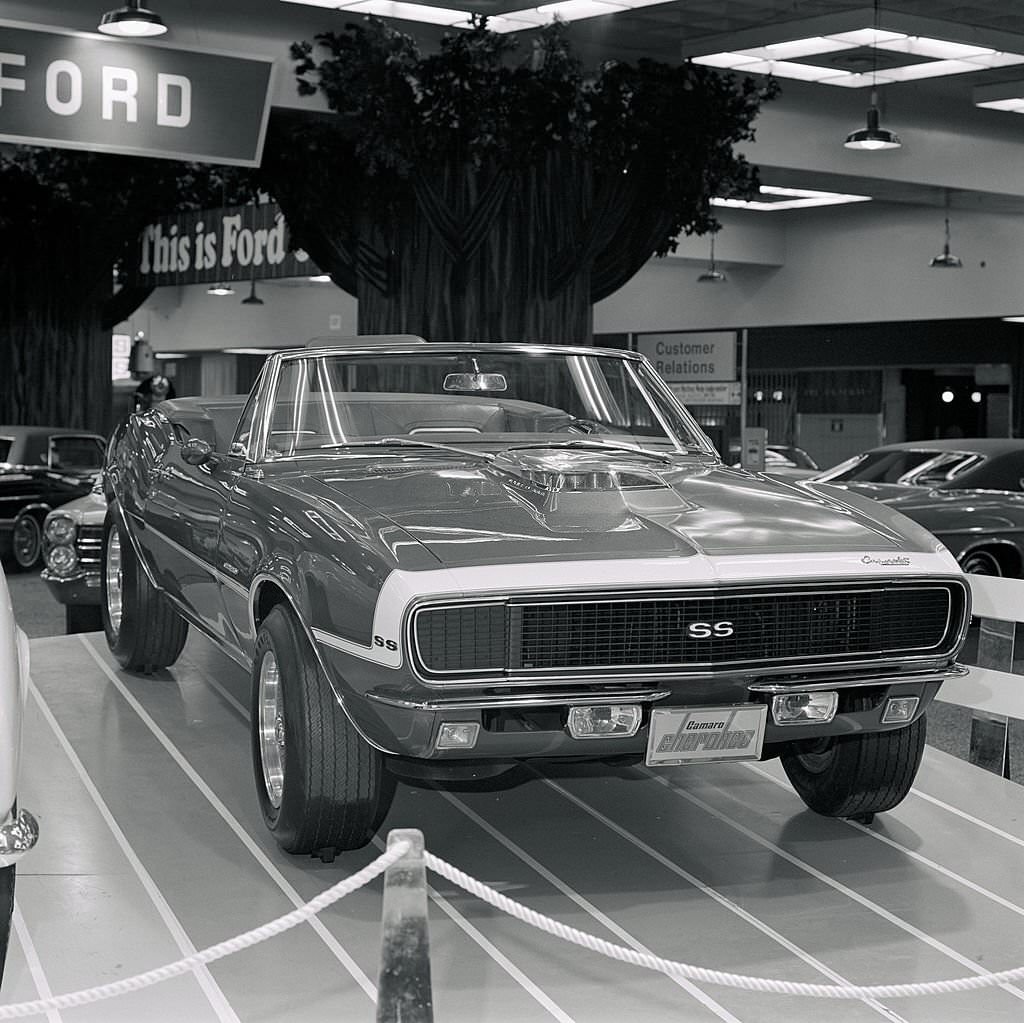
[502,440,685,465]
[318,437,495,463]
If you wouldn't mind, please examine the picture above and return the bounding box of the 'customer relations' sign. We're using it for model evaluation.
[0,20,274,165]
[635,331,737,383]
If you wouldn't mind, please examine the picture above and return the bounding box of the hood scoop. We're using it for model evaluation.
[491,448,669,495]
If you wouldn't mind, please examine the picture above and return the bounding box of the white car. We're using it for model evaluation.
[0,565,40,982]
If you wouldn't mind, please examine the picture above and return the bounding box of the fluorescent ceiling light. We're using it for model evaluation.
[692,27,1024,88]
[154,352,186,359]
[974,80,1024,113]
[224,348,280,355]
[281,0,677,32]
[1001,316,1024,323]
[711,185,871,211]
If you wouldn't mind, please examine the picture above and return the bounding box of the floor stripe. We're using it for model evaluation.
[191,652,575,1023]
[742,762,1024,918]
[11,906,61,1023]
[77,636,377,1003]
[911,789,1024,850]
[645,767,1024,1002]
[443,791,746,1023]
[370,836,573,1023]
[537,779,908,1023]
[29,681,241,1023]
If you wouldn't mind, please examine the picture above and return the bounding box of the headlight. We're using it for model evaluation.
[45,515,76,545]
[46,544,78,576]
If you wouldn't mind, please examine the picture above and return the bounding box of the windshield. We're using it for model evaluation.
[816,448,984,486]
[260,348,712,460]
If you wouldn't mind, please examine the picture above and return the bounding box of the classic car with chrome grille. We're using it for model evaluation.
[40,477,106,633]
[0,426,106,571]
[102,340,971,857]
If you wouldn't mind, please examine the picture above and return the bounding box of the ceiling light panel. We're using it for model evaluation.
[711,185,871,211]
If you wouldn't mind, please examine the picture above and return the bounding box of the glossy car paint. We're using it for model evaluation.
[106,345,970,763]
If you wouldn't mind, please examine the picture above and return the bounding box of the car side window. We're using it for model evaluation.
[232,391,261,459]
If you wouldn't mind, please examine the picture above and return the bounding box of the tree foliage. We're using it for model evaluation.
[269,17,776,341]
[0,148,251,430]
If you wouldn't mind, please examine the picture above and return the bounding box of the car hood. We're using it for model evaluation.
[844,482,1024,534]
[282,449,930,568]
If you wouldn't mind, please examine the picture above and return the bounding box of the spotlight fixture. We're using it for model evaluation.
[97,0,167,37]
[697,232,726,283]
[844,92,902,150]
[930,192,963,268]
[207,282,235,296]
[843,0,901,150]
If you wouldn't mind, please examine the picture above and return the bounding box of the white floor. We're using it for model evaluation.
[2,629,1023,1022]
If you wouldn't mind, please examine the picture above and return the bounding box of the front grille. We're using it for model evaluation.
[412,580,967,680]
[76,525,103,568]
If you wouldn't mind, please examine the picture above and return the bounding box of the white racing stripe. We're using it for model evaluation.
[76,636,378,1003]
[441,791,746,1023]
[11,907,61,1023]
[649,766,1024,1001]
[29,680,241,1023]
[535,778,908,1023]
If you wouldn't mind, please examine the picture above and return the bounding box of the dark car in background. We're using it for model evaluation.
[813,438,1024,576]
[0,427,106,570]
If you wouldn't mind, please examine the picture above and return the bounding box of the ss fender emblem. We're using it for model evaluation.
[373,635,399,651]
[687,621,735,639]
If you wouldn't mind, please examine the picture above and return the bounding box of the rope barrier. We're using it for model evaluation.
[1,831,1023,1017]
[0,840,410,1019]
[422,850,1024,1001]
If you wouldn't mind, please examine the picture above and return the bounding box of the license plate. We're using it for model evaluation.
[646,704,767,766]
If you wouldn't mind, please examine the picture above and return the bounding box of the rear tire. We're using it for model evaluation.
[101,507,188,672]
[251,604,395,856]
[11,513,42,571]
[781,711,926,819]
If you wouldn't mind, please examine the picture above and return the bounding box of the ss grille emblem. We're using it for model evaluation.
[687,621,735,639]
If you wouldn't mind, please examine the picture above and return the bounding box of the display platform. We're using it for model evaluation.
[3,629,1023,1023]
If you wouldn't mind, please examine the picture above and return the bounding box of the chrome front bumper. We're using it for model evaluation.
[0,809,39,868]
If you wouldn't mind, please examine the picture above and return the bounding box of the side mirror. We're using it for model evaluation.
[181,437,216,467]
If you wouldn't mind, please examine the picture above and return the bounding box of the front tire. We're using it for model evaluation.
[251,605,395,856]
[781,713,926,819]
[960,549,1002,576]
[101,507,188,672]
[11,513,42,571]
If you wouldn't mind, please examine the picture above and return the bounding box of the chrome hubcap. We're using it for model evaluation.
[105,528,123,634]
[13,517,40,566]
[258,652,285,809]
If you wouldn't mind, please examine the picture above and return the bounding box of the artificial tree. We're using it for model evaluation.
[0,149,248,432]
[263,17,776,342]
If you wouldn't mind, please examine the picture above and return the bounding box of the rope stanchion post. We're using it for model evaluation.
[376,829,433,1023]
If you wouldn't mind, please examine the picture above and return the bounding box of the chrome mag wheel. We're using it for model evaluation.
[105,527,123,634]
[258,651,285,809]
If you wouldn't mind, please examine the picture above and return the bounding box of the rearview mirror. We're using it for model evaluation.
[443,372,507,392]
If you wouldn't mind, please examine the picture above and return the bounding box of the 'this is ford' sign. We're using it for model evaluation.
[0,21,274,166]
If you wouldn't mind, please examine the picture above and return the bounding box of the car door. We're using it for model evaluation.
[140,424,227,628]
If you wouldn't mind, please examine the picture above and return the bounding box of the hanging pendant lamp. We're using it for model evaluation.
[697,232,726,283]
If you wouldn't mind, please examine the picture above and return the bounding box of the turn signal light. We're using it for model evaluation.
[436,722,480,750]
[772,691,838,725]
[882,697,919,724]
[567,705,641,739]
